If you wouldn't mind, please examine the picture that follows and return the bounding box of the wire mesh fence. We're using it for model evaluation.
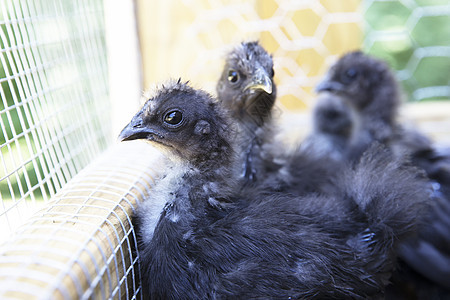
[138,0,362,111]
[138,0,449,110]
[0,0,448,299]
[0,0,111,241]
[0,142,162,300]
[363,0,450,102]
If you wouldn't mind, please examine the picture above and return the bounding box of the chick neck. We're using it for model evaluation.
[140,132,240,298]
[163,130,240,216]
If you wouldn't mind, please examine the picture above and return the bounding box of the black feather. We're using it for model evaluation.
[301,91,355,162]
[317,51,450,297]
[120,81,431,299]
[217,41,277,183]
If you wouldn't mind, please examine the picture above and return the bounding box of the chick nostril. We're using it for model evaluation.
[133,123,142,128]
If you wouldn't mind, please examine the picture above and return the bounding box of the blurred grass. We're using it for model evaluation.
[0,136,48,202]
[364,0,450,101]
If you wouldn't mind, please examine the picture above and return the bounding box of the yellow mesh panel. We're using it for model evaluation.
[136,0,362,111]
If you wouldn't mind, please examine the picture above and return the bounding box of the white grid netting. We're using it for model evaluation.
[0,142,163,299]
[0,0,158,299]
[0,0,448,299]
[362,0,450,102]
[140,0,363,110]
[0,0,110,241]
[141,0,448,112]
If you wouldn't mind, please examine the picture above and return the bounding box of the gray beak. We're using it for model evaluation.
[315,78,344,93]
[243,68,273,95]
[118,119,163,142]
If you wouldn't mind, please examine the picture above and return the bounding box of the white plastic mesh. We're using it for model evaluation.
[138,0,363,110]
[363,0,450,101]
[139,0,448,109]
[0,0,110,241]
[0,142,163,300]
[0,0,448,299]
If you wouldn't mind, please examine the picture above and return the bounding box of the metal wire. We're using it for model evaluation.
[0,0,110,242]
[140,0,448,109]
[0,142,162,299]
[362,0,450,101]
[0,0,448,299]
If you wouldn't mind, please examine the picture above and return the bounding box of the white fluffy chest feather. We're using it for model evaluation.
[137,164,191,245]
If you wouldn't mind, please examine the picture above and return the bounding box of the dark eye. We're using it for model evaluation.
[227,70,239,83]
[342,68,358,84]
[270,67,275,77]
[164,110,183,125]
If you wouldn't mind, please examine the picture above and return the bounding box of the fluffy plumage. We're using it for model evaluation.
[216,41,340,197]
[120,80,431,299]
[217,41,276,127]
[316,51,450,297]
[315,51,400,159]
[216,41,277,182]
[301,92,355,162]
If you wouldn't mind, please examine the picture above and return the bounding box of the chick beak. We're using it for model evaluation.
[118,119,163,142]
[244,68,273,95]
[315,78,344,93]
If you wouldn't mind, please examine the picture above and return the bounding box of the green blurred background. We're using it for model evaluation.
[364,0,450,102]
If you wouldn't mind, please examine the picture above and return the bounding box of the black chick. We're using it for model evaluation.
[216,41,340,196]
[315,50,401,160]
[315,50,440,164]
[315,51,450,185]
[217,40,276,129]
[216,41,277,182]
[315,49,450,205]
[272,92,355,197]
[119,80,431,299]
[317,51,450,297]
[300,91,355,162]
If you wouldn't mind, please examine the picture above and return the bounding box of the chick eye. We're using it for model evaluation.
[164,110,183,125]
[227,70,239,83]
[270,67,275,77]
[342,68,358,84]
